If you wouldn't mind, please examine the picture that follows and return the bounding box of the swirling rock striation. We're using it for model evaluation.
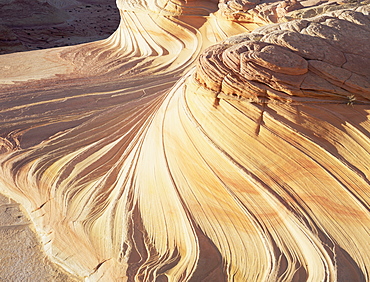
[189,6,370,281]
[0,1,369,282]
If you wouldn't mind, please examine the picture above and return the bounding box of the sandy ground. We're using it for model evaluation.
[0,0,120,54]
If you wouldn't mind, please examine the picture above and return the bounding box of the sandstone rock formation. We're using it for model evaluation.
[0,194,79,281]
[0,0,369,281]
[196,8,370,104]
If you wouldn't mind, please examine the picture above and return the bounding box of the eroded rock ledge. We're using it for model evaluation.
[195,7,370,105]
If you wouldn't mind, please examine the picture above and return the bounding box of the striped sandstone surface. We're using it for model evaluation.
[0,0,369,281]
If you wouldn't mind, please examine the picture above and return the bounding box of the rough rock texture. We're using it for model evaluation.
[0,0,369,281]
[0,193,80,281]
[218,0,368,24]
[196,8,370,104]
[285,0,370,20]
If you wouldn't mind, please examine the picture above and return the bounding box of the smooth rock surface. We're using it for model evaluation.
[0,0,369,281]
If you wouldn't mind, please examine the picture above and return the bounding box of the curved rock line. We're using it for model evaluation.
[0,0,369,281]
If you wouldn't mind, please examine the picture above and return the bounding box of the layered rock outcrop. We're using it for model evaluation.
[187,7,370,280]
[196,8,370,104]
[0,0,369,281]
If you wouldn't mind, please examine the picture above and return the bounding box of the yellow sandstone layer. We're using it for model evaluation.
[0,0,369,281]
